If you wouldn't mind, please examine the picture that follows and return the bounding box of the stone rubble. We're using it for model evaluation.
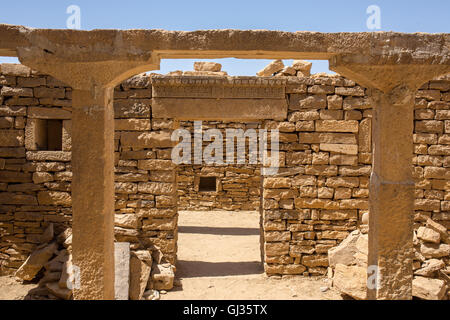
[328,215,449,300]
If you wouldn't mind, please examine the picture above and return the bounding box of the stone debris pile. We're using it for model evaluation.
[167,62,228,76]
[328,215,449,300]
[14,225,175,300]
[256,59,313,77]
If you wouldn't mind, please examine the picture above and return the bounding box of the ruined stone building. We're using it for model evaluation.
[0,25,449,300]
[1,61,449,299]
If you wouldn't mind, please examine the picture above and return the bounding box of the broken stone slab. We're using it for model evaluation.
[279,66,296,76]
[256,60,284,77]
[151,263,175,290]
[56,228,72,245]
[426,218,450,244]
[114,242,130,300]
[129,252,151,300]
[328,230,360,267]
[193,62,222,72]
[412,276,447,300]
[417,226,441,244]
[46,282,73,300]
[333,264,367,300]
[15,242,58,281]
[414,259,445,277]
[291,60,312,75]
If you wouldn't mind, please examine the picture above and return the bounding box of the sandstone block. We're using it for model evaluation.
[121,131,173,148]
[416,226,441,244]
[15,242,58,281]
[412,276,447,300]
[291,60,312,74]
[37,191,71,206]
[151,264,175,290]
[193,62,222,72]
[129,254,151,300]
[316,120,359,133]
[115,242,130,300]
[333,264,367,300]
[28,107,71,119]
[1,64,31,76]
[115,214,139,229]
[257,60,284,77]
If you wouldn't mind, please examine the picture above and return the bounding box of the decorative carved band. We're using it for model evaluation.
[151,75,286,99]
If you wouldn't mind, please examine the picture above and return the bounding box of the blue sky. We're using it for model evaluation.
[1,0,449,75]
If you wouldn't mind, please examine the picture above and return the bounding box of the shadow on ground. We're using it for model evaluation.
[176,260,264,278]
[179,226,260,236]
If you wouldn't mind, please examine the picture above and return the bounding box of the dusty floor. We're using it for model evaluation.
[0,275,38,300]
[162,210,342,300]
[0,210,343,300]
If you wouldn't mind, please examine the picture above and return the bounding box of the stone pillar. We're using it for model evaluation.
[367,86,415,299]
[15,47,159,299]
[330,54,450,300]
[71,87,115,299]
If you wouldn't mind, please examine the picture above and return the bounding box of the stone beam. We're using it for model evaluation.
[330,55,450,300]
[0,24,449,64]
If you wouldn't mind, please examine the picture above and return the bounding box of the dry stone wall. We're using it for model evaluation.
[0,64,448,288]
[177,120,261,211]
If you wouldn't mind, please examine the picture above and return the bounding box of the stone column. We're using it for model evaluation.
[330,54,450,300]
[367,85,415,300]
[16,47,159,299]
[71,87,115,299]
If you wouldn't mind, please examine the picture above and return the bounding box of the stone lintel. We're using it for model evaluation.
[2,24,449,64]
[152,98,287,121]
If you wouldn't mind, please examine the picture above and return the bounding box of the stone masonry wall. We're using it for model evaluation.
[261,74,449,276]
[178,120,261,211]
[0,63,449,282]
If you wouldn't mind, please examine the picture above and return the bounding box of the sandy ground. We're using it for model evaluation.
[0,276,38,300]
[162,210,342,300]
[0,210,342,300]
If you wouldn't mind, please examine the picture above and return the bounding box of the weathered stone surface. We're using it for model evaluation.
[328,230,360,267]
[114,242,130,300]
[420,243,450,258]
[194,62,222,72]
[151,264,175,290]
[257,60,284,77]
[129,253,151,300]
[37,191,71,206]
[416,226,440,244]
[120,131,173,148]
[412,276,447,300]
[115,214,139,229]
[291,60,312,75]
[414,259,445,277]
[15,242,57,280]
[333,264,367,300]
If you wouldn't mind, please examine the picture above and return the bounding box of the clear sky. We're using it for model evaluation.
[1,0,449,75]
